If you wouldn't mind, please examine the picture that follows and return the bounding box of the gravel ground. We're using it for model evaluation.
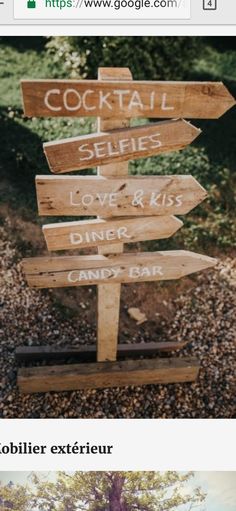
[0,224,235,418]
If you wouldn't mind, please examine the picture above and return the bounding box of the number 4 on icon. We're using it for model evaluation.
[203,0,217,10]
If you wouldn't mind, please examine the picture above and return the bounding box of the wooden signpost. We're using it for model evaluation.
[23,251,216,289]
[43,216,183,252]
[43,119,200,173]
[36,175,207,217]
[21,79,235,119]
[17,67,235,394]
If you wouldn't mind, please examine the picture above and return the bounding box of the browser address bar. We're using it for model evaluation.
[14,0,191,20]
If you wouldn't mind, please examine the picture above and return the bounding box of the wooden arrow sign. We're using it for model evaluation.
[36,175,207,217]
[22,250,216,289]
[43,216,183,252]
[43,120,200,173]
[21,80,236,119]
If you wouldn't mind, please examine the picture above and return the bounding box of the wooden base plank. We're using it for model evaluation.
[15,340,187,362]
[17,357,199,393]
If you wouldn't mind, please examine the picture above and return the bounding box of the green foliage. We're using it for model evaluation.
[46,37,88,79]
[183,213,236,249]
[195,45,236,81]
[30,471,206,511]
[45,36,201,80]
[0,39,53,108]
[0,482,30,511]
[130,145,236,250]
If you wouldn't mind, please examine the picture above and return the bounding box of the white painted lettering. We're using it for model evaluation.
[162,193,167,206]
[68,271,80,283]
[100,269,113,279]
[69,233,83,245]
[176,195,183,206]
[167,195,174,207]
[82,90,96,111]
[113,89,130,108]
[68,264,163,284]
[137,136,149,151]
[69,226,132,245]
[109,193,118,207]
[150,133,162,149]
[128,265,163,279]
[150,91,155,110]
[78,143,94,161]
[99,91,112,110]
[105,230,116,241]
[118,138,131,154]
[106,141,120,157]
[161,93,174,111]
[129,266,141,278]
[87,270,101,280]
[63,89,82,111]
[97,194,108,207]
[128,91,144,110]
[70,191,80,206]
[92,231,106,242]
[94,141,107,158]
[150,193,161,207]
[69,192,118,208]
[112,267,122,279]
[44,89,61,112]
[82,194,94,207]
[132,189,144,208]
[131,137,136,152]
[152,266,164,276]
[140,266,151,278]
[117,226,131,240]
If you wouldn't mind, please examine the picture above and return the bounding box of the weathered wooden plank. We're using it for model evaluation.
[22,250,217,289]
[17,357,200,393]
[43,216,183,252]
[15,340,188,362]
[96,67,132,363]
[36,175,207,217]
[21,80,236,119]
[43,120,200,173]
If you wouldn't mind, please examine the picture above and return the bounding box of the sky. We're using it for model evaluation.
[0,471,235,511]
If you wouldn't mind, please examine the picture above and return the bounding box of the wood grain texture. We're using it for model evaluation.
[22,250,217,289]
[15,340,188,362]
[21,80,236,119]
[36,175,208,217]
[43,119,201,173]
[43,216,183,252]
[17,357,200,393]
[96,67,132,362]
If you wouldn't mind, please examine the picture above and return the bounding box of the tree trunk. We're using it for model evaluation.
[108,475,126,511]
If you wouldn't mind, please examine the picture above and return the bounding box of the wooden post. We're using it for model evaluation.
[97,67,132,362]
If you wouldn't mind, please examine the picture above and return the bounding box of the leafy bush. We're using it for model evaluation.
[195,45,236,81]
[46,36,202,80]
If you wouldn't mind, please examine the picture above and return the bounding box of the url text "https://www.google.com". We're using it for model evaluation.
[15,0,191,20]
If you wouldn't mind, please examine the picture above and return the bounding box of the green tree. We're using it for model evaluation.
[30,471,206,511]
[0,481,30,511]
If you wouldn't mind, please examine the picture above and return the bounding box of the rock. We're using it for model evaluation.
[128,307,147,325]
